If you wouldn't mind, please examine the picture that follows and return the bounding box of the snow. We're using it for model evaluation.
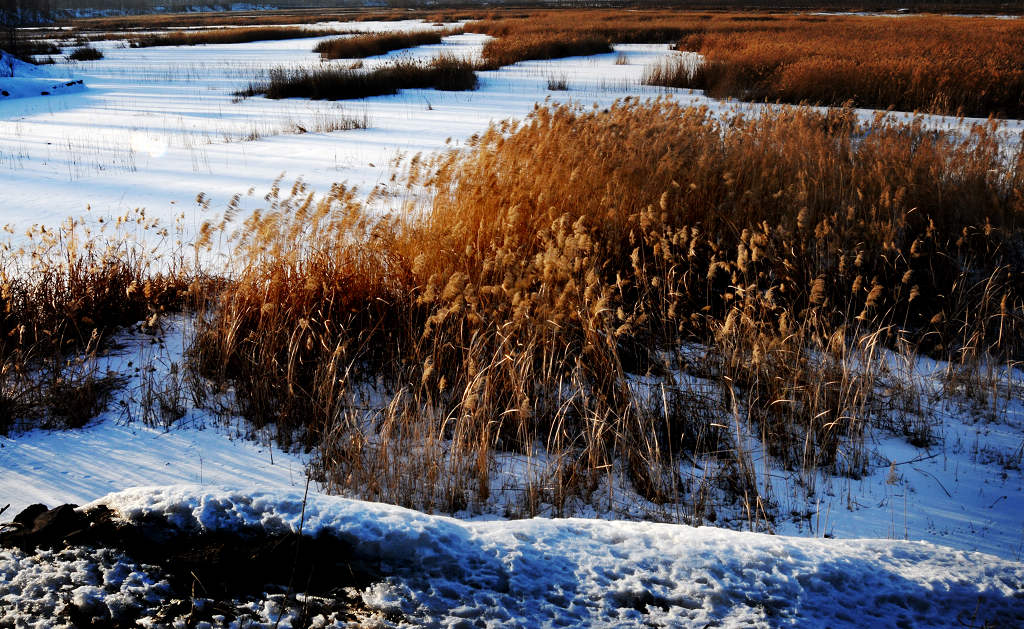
[3,27,1007,242]
[0,30,689,236]
[0,50,86,101]
[765,359,1024,560]
[4,486,1021,628]
[0,316,307,516]
[0,546,171,627]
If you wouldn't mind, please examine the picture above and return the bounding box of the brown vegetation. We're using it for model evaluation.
[67,45,103,60]
[660,15,1024,118]
[238,54,478,101]
[467,10,695,68]
[127,25,358,48]
[186,100,1022,518]
[314,28,461,60]
[465,10,1024,117]
[0,214,192,434]
[68,8,409,32]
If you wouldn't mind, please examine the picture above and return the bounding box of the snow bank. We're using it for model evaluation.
[0,50,85,100]
[0,50,55,79]
[88,486,1024,628]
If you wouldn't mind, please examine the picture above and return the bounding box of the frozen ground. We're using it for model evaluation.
[2,486,1023,628]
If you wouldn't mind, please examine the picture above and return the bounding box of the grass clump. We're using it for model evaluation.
[0,214,194,434]
[68,45,103,61]
[314,28,461,60]
[478,32,611,69]
[189,100,1022,520]
[467,10,707,69]
[238,54,477,101]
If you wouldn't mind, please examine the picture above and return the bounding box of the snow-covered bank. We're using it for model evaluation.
[2,486,1022,628]
[0,50,86,100]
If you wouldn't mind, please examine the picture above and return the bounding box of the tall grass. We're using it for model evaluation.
[0,213,193,433]
[314,28,461,60]
[477,32,612,69]
[68,45,103,61]
[127,26,359,48]
[189,100,1022,519]
[464,10,1024,117]
[238,55,477,101]
[654,15,1024,117]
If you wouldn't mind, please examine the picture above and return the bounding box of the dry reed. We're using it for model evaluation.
[127,26,359,48]
[314,28,462,60]
[0,213,194,433]
[189,100,1022,520]
[238,54,477,101]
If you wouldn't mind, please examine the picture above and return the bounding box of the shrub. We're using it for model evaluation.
[68,45,103,61]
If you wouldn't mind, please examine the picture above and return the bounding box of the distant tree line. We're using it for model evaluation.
[2,0,54,57]
[33,0,1024,15]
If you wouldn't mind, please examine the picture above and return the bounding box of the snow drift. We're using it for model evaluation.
[0,50,85,100]
[3,486,1021,627]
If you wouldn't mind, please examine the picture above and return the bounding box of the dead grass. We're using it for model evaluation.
[478,32,612,69]
[314,28,461,60]
[465,9,1024,117]
[188,100,1022,519]
[127,26,359,48]
[68,8,413,32]
[237,54,477,101]
[467,10,709,69]
[655,15,1024,117]
[0,213,194,434]
[67,45,103,61]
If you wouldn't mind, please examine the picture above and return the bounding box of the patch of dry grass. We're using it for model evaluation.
[464,9,1024,117]
[0,213,195,433]
[654,15,1024,117]
[188,100,1022,518]
[68,8,407,32]
[67,45,103,61]
[314,28,461,60]
[127,26,358,48]
[238,54,477,101]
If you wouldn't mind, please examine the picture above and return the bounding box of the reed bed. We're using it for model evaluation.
[463,10,1024,117]
[0,213,193,434]
[127,26,359,48]
[188,100,1022,520]
[468,10,699,69]
[67,45,103,61]
[314,28,462,60]
[661,15,1024,117]
[477,32,612,70]
[69,9,407,32]
[237,54,478,101]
